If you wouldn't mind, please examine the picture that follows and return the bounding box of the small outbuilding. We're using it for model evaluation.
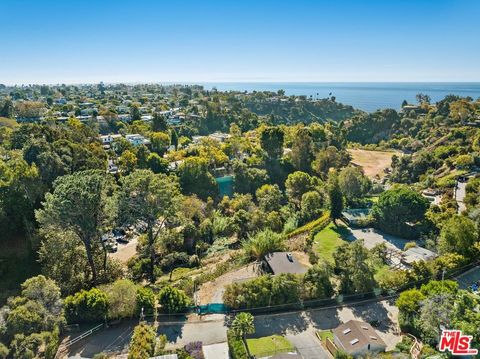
[332,320,386,357]
[264,252,308,275]
[342,209,371,226]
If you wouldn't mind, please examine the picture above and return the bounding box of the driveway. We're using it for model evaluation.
[455,181,467,214]
[347,228,410,251]
[163,314,228,349]
[286,331,330,359]
[110,237,138,263]
[203,342,229,359]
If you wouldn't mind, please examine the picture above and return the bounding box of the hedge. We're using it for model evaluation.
[227,329,248,359]
[287,211,330,238]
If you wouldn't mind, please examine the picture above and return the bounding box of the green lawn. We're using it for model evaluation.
[247,335,294,357]
[313,222,351,263]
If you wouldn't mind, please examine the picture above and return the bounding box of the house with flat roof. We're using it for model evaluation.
[264,252,308,275]
[125,134,150,146]
[332,320,386,357]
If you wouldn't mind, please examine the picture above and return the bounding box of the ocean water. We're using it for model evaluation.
[200,82,480,113]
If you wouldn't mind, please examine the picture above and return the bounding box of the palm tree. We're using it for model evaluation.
[231,312,255,358]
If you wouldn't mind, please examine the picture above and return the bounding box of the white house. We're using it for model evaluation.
[99,134,122,145]
[125,134,150,146]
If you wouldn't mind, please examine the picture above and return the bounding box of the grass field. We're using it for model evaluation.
[247,335,294,357]
[348,149,396,179]
[313,222,351,263]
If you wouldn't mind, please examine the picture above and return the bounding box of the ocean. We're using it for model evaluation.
[200,82,480,113]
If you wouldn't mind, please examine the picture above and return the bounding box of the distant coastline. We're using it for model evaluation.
[200,82,480,112]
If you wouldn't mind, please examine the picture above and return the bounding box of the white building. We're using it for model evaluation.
[125,134,150,146]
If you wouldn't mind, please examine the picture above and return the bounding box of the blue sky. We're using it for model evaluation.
[1,0,479,84]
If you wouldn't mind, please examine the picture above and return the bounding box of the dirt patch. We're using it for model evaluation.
[348,149,397,179]
[110,237,138,263]
[197,263,261,304]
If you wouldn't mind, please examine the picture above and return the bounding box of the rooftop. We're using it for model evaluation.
[333,320,386,355]
[402,246,437,265]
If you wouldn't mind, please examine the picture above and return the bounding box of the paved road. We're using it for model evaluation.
[66,299,400,358]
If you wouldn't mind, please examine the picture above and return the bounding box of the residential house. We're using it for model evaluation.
[125,134,150,146]
[332,320,387,357]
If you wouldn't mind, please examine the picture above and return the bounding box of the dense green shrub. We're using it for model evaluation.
[158,286,191,313]
[128,324,156,359]
[227,329,248,359]
[64,288,108,323]
[136,287,156,317]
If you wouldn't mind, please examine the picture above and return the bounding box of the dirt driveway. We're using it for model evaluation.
[197,263,261,304]
[110,237,138,263]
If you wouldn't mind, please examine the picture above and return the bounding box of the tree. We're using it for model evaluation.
[439,215,478,257]
[2,276,64,340]
[290,126,314,172]
[312,146,350,179]
[231,312,255,359]
[328,171,343,224]
[9,330,59,359]
[255,184,283,212]
[0,343,7,359]
[152,113,168,131]
[300,190,324,223]
[260,126,284,160]
[118,170,181,282]
[242,229,285,261]
[170,128,179,150]
[150,132,170,155]
[338,166,371,204]
[333,241,375,294]
[157,286,190,314]
[0,150,41,237]
[64,288,108,323]
[177,157,218,200]
[372,185,429,238]
[102,279,138,319]
[285,171,316,206]
[136,287,156,317]
[416,93,431,104]
[233,161,269,195]
[36,170,116,284]
[118,150,137,174]
[128,324,156,359]
[303,263,333,299]
[130,105,141,121]
[0,99,14,118]
[396,289,426,319]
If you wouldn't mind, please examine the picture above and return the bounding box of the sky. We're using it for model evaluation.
[0,0,479,84]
